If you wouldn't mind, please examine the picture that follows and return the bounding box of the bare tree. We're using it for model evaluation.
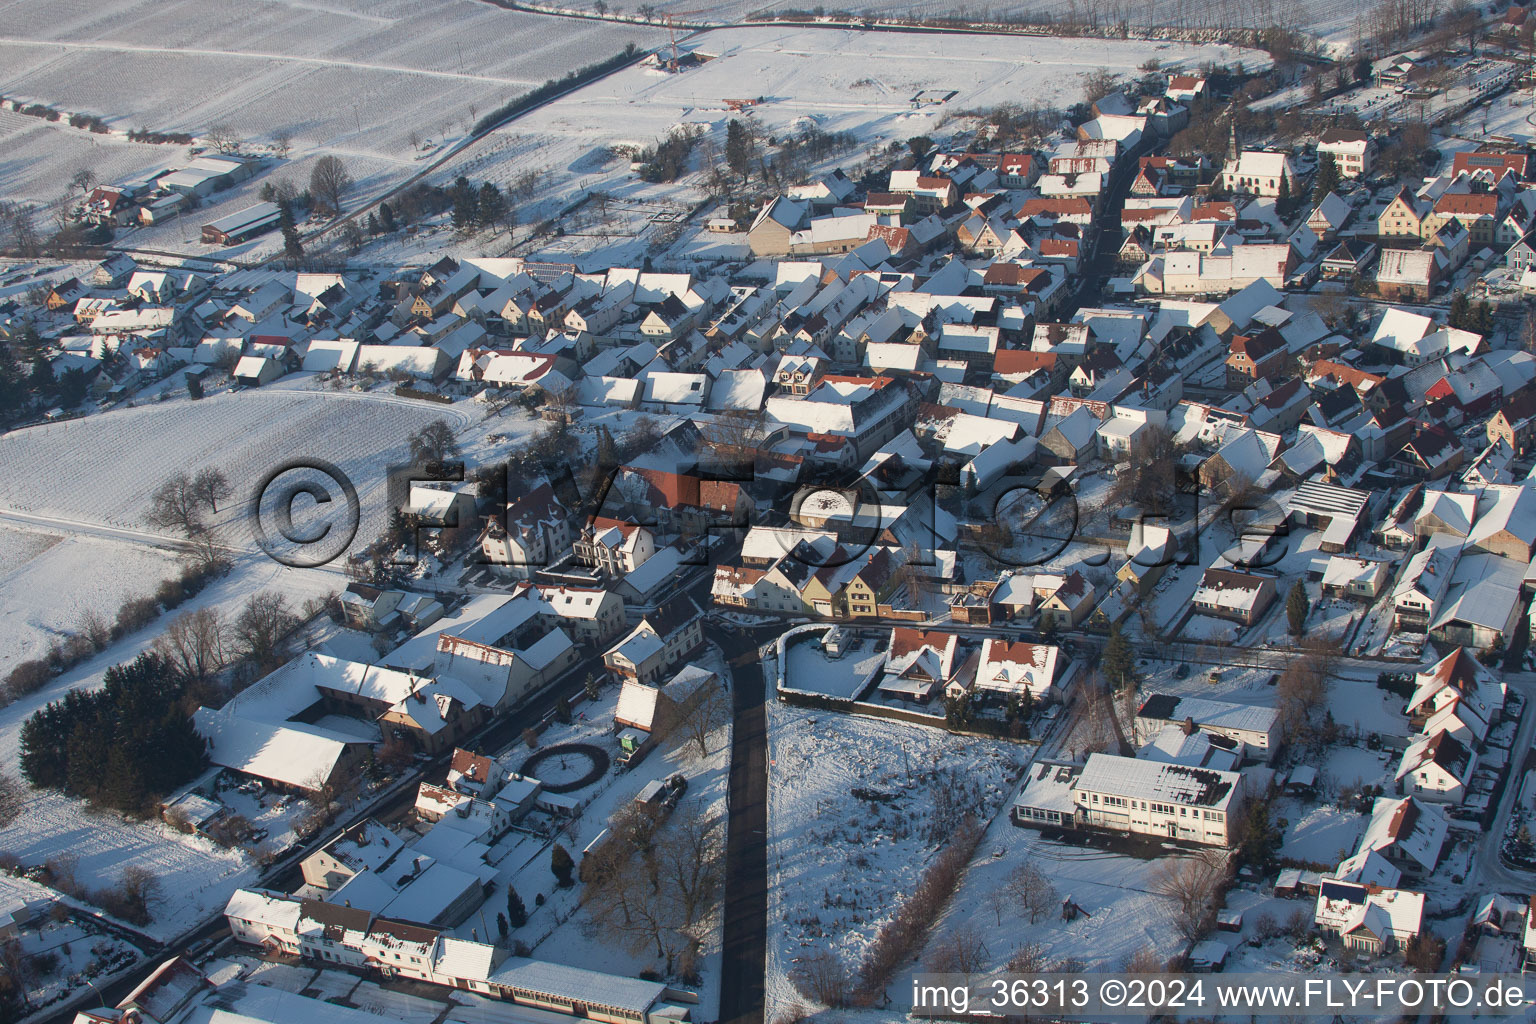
[117,865,164,922]
[1276,644,1333,742]
[926,921,990,973]
[78,609,112,652]
[409,418,461,465]
[273,129,293,158]
[676,683,729,758]
[1519,309,1536,355]
[653,804,722,936]
[309,155,354,215]
[1007,941,1048,972]
[1151,851,1228,942]
[1080,68,1120,105]
[191,467,232,515]
[156,608,229,680]
[70,167,98,195]
[1123,944,1165,972]
[1007,862,1058,924]
[233,591,299,671]
[145,473,205,537]
[789,948,847,1007]
[204,123,240,155]
[183,530,231,575]
[703,408,767,455]
[0,201,43,258]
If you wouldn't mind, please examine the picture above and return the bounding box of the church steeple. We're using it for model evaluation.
[1227,109,1240,164]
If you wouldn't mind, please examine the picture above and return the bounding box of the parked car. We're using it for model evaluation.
[661,773,688,810]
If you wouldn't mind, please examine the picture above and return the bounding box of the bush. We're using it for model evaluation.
[294,807,334,842]
[852,815,984,1002]
[156,578,187,610]
[113,596,160,639]
[1376,672,1413,699]
[4,660,53,700]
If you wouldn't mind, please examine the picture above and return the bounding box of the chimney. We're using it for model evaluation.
[1182,716,1197,736]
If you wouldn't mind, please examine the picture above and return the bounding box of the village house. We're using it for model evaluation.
[957,638,1068,704]
[1189,567,1276,626]
[1317,128,1374,179]
[1314,881,1424,956]
[1135,692,1279,762]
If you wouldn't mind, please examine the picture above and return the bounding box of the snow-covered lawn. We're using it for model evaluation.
[781,629,883,699]
[1324,674,1410,740]
[1277,801,1365,867]
[922,825,1205,990]
[765,698,1027,1019]
[1320,743,1396,792]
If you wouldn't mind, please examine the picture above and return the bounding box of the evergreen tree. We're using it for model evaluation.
[724,119,752,180]
[278,200,303,263]
[379,202,396,231]
[0,346,26,419]
[27,355,53,394]
[555,696,572,724]
[1312,151,1341,202]
[1476,300,1494,334]
[1276,173,1292,217]
[477,182,506,230]
[362,747,384,783]
[551,844,575,887]
[1285,581,1310,636]
[497,912,508,937]
[1102,624,1133,689]
[13,326,45,364]
[20,652,205,814]
[366,211,381,235]
[507,884,527,926]
[57,367,89,407]
[583,672,602,702]
[1449,291,1471,329]
[186,375,204,401]
[944,692,972,730]
[451,176,477,230]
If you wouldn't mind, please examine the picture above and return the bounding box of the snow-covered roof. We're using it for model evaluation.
[193,709,359,790]
[1137,692,1276,737]
[487,957,666,1014]
[1076,752,1241,811]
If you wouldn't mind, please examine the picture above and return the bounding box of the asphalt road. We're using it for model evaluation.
[717,628,772,1024]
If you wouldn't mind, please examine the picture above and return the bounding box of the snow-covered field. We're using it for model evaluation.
[0,380,527,941]
[430,26,1269,269]
[0,0,667,255]
[765,698,1027,1019]
[0,379,472,545]
[548,0,1364,51]
[0,524,178,666]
